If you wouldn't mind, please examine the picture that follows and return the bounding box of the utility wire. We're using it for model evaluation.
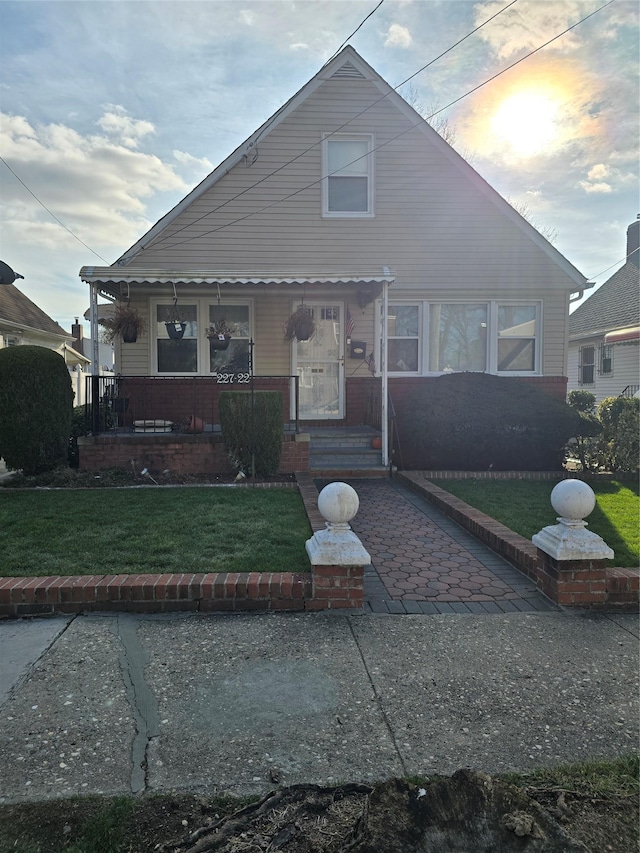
[0,155,110,263]
[145,0,519,252]
[158,0,614,253]
[324,0,386,65]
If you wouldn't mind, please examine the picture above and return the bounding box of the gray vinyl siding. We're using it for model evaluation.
[115,74,577,376]
[129,78,577,296]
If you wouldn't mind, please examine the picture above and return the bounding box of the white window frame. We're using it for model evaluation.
[578,344,596,385]
[376,299,542,377]
[150,298,253,375]
[386,302,421,375]
[321,133,374,218]
[599,343,613,375]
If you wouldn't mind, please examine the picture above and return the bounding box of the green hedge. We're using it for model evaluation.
[219,390,283,477]
[0,346,73,475]
[396,373,580,471]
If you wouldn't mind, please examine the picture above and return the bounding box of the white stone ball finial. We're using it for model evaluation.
[318,482,360,528]
[532,478,613,561]
[550,479,596,528]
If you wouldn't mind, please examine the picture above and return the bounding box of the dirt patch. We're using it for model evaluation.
[1,772,637,853]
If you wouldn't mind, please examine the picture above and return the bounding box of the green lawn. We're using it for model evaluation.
[0,488,312,577]
[430,478,639,569]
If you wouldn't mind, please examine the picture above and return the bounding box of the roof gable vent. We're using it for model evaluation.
[331,61,365,80]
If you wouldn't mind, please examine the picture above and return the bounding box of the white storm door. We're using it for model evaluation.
[294,302,344,419]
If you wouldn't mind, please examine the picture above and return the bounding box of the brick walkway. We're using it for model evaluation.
[344,479,557,615]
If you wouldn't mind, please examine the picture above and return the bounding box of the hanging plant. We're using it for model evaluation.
[164,297,186,339]
[284,306,316,342]
[206,319,233,351]
[102,302,145,344]
[165,320,186,340]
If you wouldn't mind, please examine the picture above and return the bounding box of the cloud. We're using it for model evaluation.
[1,109,188,251]
[384,23,412,49]
[579,180,612,194]
[173,150,214,175]
[96,105,155,149]
[587,163,609,181]
[473,1,609,59]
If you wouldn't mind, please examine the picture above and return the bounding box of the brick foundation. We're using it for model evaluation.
[78,432,309,475]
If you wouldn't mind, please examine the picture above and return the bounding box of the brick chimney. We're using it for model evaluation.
[71,317,84,354]
[628,215,640,268]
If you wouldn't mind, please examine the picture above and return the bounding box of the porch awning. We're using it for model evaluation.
[79,267,395,288]
[604,326,640,344]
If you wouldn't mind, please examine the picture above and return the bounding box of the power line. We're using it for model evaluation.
[0,155,109,263]
[157,0,614,253]
[324,0,385,66]
[145,0,520,252]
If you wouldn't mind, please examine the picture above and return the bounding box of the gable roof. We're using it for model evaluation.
[0,284,70,338]
[109,46,588,290]
[569,262,640,339]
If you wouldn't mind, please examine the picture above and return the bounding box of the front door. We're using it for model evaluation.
[294,302,344,419]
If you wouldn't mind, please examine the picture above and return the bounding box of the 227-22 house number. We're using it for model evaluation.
[215,372,251,384]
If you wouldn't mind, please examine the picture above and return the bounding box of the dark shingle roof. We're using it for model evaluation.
[0,284,70,338]
[569,262,640,338]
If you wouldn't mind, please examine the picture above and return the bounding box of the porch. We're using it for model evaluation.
[78,375,385,475]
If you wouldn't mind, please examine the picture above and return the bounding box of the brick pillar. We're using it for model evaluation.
[532,480,614,609]
[305,482,369,610]
[535,551,608,607]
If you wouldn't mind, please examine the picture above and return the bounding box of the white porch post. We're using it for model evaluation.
[381,280,389,466]
[90,282,99,375]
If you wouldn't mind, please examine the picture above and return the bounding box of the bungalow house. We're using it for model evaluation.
[567,217,640,403]
[79,46,590,475]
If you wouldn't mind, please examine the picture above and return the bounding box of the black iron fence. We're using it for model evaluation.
[84,374,299,435]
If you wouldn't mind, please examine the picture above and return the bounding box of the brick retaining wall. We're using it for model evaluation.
[399,472,639,612]
[0,473,363,618]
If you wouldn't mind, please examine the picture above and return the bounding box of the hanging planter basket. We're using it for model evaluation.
[206,320,233,351]
[284,306,316,342]
[102,302,145,345]
[209,334,231,351]
[165,321,186,340]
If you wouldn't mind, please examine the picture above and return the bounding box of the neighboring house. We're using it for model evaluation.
[70,317,114,407]
[0,283,90,402]
[79,47,590,471]
[567,217,640,403]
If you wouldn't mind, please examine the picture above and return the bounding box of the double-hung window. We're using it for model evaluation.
[152,300,252,375]
[322,133,373,217]
[579,345,595,384]
[387,305,420,372]
[599,343,613,375]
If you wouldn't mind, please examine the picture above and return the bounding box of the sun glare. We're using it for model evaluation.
[491,91,559,157]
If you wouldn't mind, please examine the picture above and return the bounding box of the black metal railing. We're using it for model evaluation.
[620,385,639,397]
[84,374,299,435]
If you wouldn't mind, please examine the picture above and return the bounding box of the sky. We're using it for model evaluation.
[1,0,638,334]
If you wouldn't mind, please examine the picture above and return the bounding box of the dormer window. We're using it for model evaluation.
[322,133,373,217]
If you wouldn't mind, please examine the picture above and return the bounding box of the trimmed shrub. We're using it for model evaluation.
[566,390,603,472]
[396,373,581,471]
[219,390,283,477]
[0,346,74,474]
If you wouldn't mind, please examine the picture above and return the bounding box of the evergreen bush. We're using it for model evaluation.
[219,390,283,477]
[397,373,580,471]
[0,346,74,474]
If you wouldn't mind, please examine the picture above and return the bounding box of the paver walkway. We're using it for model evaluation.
[342,478,557,615]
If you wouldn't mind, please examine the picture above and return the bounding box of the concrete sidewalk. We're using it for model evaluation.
[1,610,637,804]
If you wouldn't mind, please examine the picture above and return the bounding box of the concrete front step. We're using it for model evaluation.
[308,427,382,471]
